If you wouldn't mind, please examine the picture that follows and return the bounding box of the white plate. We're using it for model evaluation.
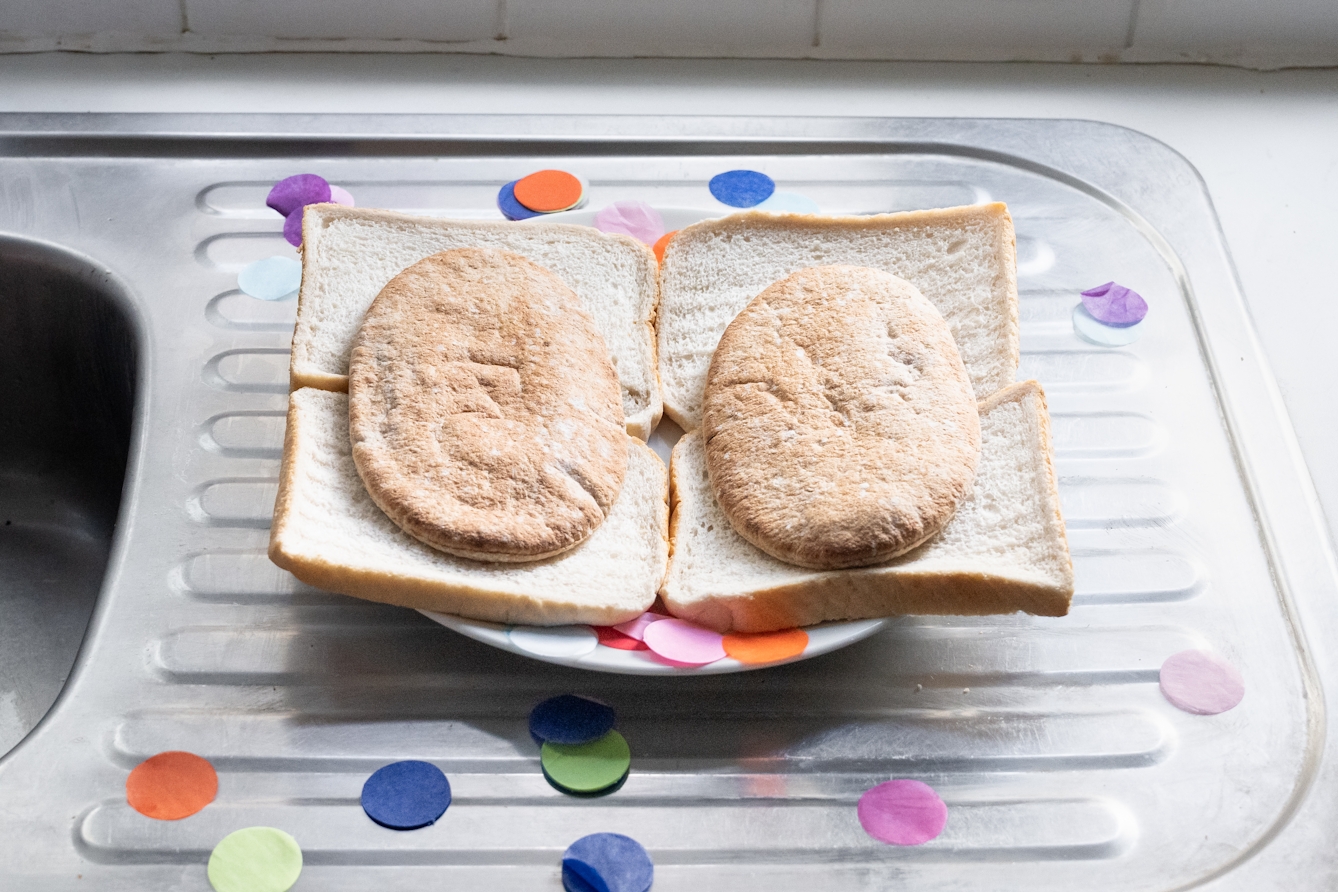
[421,204,890,674]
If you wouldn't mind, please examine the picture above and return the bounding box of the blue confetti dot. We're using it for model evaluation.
[709,169,776,208]
[756,191,820,214]
[529,694,617,746]
[498,180,544,221]
[237,256,302,301]
[360,760,451,830]
[563,833,654,892]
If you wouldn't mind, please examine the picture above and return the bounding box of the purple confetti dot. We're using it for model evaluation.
[858,779,947,846]
[283,209,305,247]
[267,174,331,217]
[1160,649,1244,715]
[1080,281,1148,327]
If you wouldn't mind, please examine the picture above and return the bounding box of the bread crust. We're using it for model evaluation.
[657,203,1020,431]
[290,204,662,441]
[703,266,980,570]
[348,248,627,562]
[661,380,1072,633]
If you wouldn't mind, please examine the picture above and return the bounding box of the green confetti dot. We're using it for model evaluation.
[207,827,303,892]
[541,729,631,795]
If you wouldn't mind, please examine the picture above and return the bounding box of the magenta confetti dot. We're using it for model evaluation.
[329,184,356,207]
[642,618,726,666]
[594,202,665,246]
[1159,649,1244,715]
[612,612,662,642]
[858,780,947,846]
[267,173,331,217]
[1080,281,1148,328]
[283,209,305,247]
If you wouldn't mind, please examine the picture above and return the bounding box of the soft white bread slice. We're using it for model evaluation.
[270,388,669,626]
[660,381,1073,633]
[291,205,662,440]
[657,205,1019,430]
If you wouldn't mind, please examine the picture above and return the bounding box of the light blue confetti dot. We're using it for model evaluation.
[756,191,821,214]
[1072,303,1143,346]
[238,256,302,301]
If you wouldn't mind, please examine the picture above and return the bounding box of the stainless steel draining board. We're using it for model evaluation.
[1,113,1336,891]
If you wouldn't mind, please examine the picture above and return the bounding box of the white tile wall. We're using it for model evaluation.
[820,0,1135,59]
[0,0,180,37]
[1133,0,1338,55]
[185,0,498,42]
[1,0,1337,68]
[504,0,816,53]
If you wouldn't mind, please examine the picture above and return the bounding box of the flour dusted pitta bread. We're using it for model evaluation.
[703,266,980,570]
[348,248,627,562]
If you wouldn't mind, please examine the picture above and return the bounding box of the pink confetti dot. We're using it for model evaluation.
[642,618,726,666]
[594,201,665,246]
[328,185,356,207]
[1159,649,1244,715]
[858,779,947,846]
[612,612,662,641]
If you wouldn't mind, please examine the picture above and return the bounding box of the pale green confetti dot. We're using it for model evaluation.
[207,826,303,892]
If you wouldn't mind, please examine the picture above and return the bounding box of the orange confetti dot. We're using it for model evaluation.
[513,169,584,213]
[722,628,809,665]
[126,751,218,820]
[653,230,678,264]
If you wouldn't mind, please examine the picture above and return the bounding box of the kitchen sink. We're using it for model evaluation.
[0,235,137,756]
[0,113,1336,891]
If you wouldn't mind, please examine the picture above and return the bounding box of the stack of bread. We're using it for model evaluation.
[269,203,1073,634]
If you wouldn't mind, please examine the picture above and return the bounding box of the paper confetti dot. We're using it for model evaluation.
[594,201,665,245]
[529,694,617,746]
[125,750,218,821]
[709,169,775,208]
[1073,303,1143,346]
[858,779,948,846]
[542,730,631,795]
[328,184,355,207]
[266,174,330,217]
[722,628,809,665]
[594,625,648,650]
[498,180,544,221]
[508,625,599,658]
[207,827,303,892]
[514,169,585,213]
[653,231,677,264]
[360,760,452,830]
[563,832,654,892]
[1160,649,1245,715]
[237,256,302,301]
[643,618,726,666]
[282,209,305,247]
[1080,281,1148,327]
[612,612,661,642]
[756,191,820,213]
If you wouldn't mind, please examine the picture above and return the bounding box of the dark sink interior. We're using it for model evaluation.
[0,237,137,757]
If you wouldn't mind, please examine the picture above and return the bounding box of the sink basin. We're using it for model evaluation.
[0,236,137,756]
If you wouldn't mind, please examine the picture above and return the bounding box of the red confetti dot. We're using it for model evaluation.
[126,751,218,820]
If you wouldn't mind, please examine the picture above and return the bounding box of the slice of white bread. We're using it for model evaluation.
[291,205,662,440]
[657,205,1019,430]
[660,381,1073,633]
[270,388,669,626]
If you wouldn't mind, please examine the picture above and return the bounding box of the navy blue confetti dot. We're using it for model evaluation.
[529,694,617,746]
[563,832,654,892]
[360,760,451,831]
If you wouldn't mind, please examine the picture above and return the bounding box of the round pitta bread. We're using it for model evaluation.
[348,247,627,562]
[702,265,980,570]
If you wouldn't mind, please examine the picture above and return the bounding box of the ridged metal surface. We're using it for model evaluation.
[0,114,1335,890]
